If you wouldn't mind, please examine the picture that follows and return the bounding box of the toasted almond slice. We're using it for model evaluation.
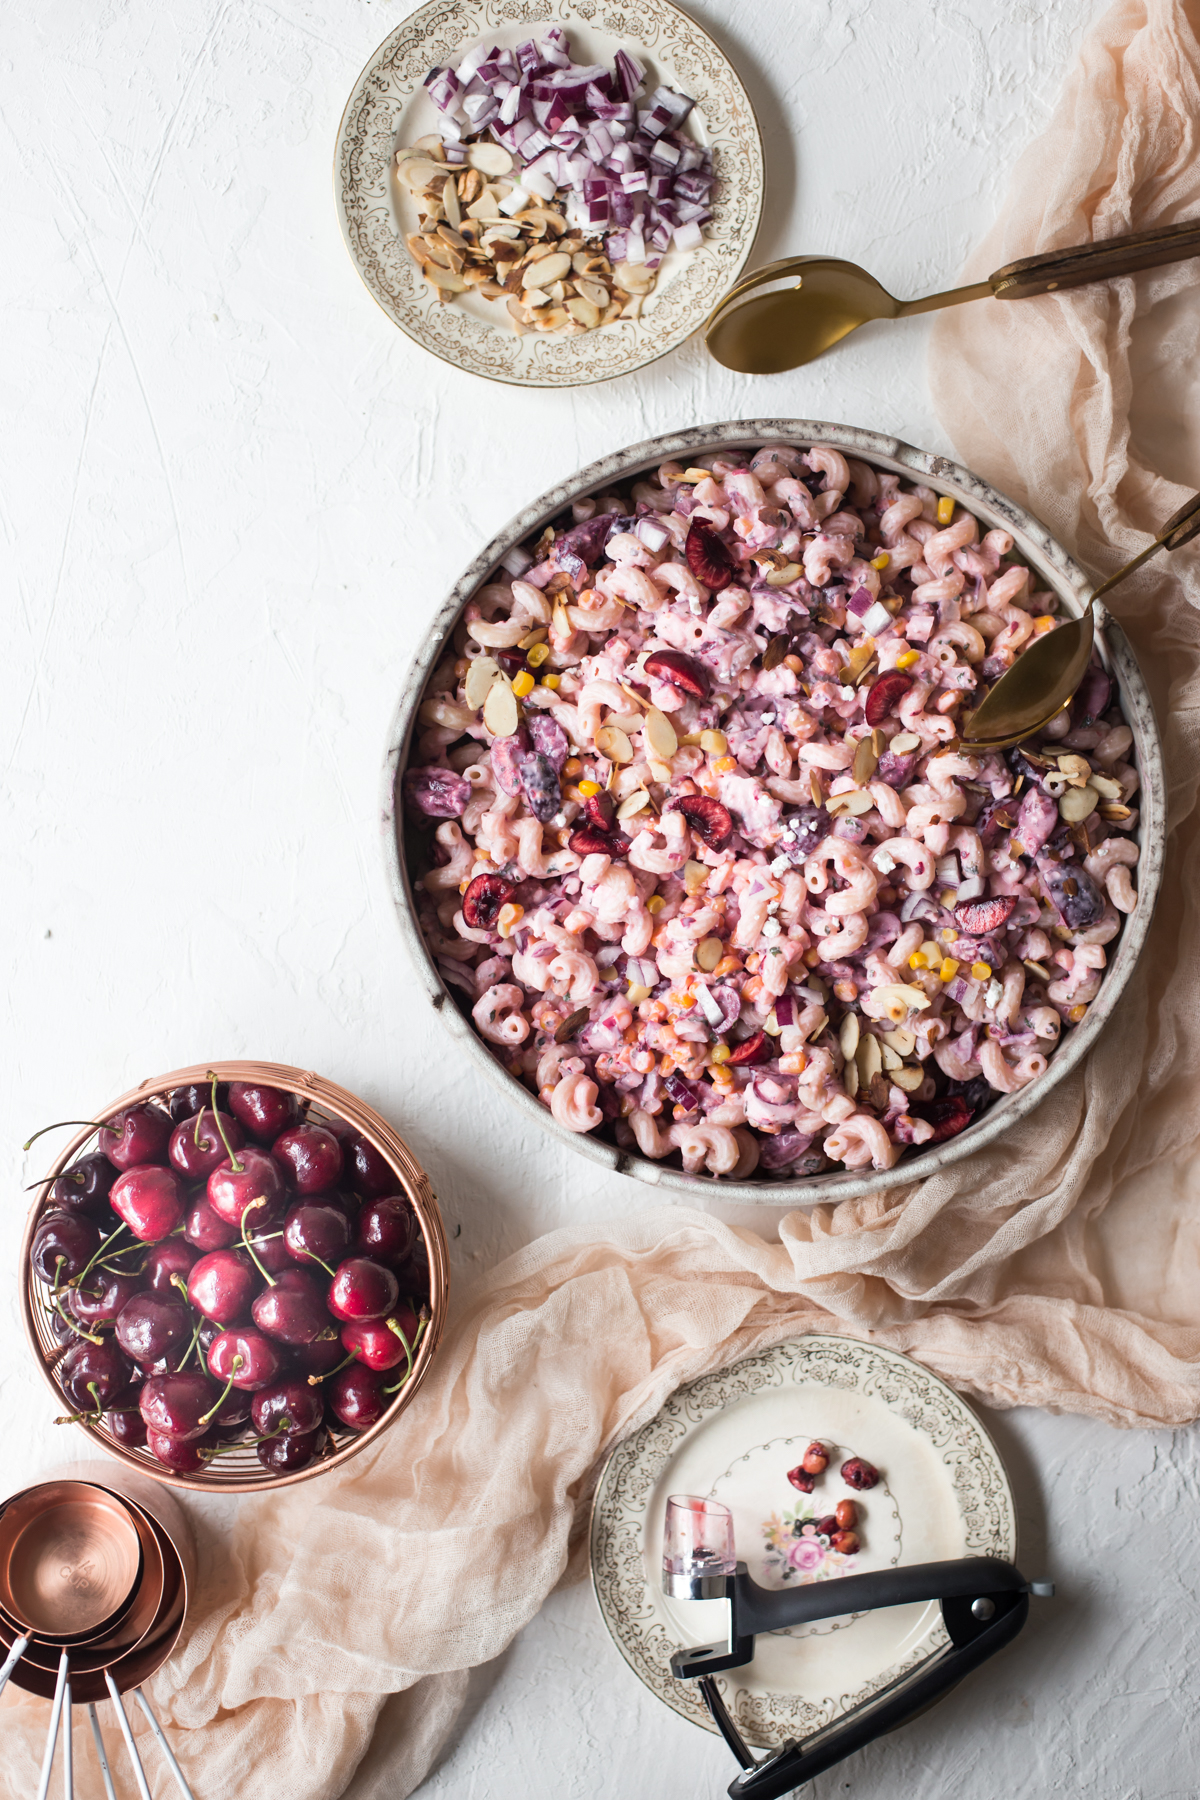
[467,143,513,177]
[1089,772,1123,799]
[890,731,921,754]
[437,223,468,251]
[424,267,467,293]
[871,983,931,1021]
[643,708,678,760]
[856,1032,882,1084]
[604,712,643,734]
[457,168,484,205]
[1059,785,1099,822]
[397,158,446,192]
[551,599,572,637]
[809,770,823,807]
[891,1065,925,1092]
[826,789,873,817]
[620,294,644,319]
[534,306,569,331]
[597,725,634,764]
[506,297,530,334]
[575,276,609,309]
[614,259,655,294]
[566,296,600,329]
[531,251,571,284]
[838,1012,860,1061]
[523,286,551,307]
[601,300,624,324]
[880,1042,903,1071]
[482,222,522,244]
[515,208,567,236]
[460,265,493,287]
[465,657,501,709]
[442,178,462,231]
[617,788,652,823]
[764,562,803,587]
[852,738,879,785]
[466,191,502,221]
[483,679,519,738]
[844,1056,859,1098]
[881,1027,916,1056]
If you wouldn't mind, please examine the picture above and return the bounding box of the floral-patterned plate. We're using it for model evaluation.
[333,0,764,386]
[589,1335,1016,1749]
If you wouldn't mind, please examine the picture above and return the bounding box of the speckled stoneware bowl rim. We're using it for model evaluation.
[380,419,1165,1205]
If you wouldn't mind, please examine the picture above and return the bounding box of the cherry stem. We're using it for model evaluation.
[240,1198,277,1287]
[207,1072,243,1172]
[299,1246,335,1278]
[54,1289,102,1345]
[307,1348,358,1387]
[22,1120,112,1152]
[170,1273,191,1302]
[382,1313,429,1393]
[199,1355,244,1426]
[56,1379,106,1426]
[75,1223,129,1289]
[199,1419,291,1461]
[176,1316,204,1372]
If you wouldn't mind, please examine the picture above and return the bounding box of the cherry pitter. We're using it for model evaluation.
[663,1495,1054,1797]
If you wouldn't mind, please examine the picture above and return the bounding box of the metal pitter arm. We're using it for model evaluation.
[669,1556,1053,1799]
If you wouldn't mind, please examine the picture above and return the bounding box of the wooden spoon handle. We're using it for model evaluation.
[989,218,1200,300]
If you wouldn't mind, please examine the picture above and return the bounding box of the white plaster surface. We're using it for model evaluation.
[4,0,1198,1794]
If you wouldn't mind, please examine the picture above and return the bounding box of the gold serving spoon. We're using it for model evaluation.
[961,489,1200,750]
[706,219,1200,373]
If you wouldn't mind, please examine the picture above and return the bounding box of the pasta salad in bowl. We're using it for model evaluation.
[384,422,1163,1201]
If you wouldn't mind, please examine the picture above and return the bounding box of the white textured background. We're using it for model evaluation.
[6,0,1199,1794]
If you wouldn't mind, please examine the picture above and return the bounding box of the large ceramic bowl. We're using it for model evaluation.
[382,420,1164,1204]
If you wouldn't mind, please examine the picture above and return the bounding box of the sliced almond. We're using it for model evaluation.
[467,143,513,177]
[891,1065,925,1093]
[643,708,678,760]
[465,656,501,709]
[844,641,877,682]
[890,731,921,754]
[483,679,519,738]
[844,1056,859,1099]
[515,208,567,236]
[647,756,674,783]
[881,1027,916,1056]
[852,738,878,785]
[1089,773,1123,799]
[826,789,873,817]
[856,1032,882,1084]
[696,937,724,973]
[397,159,446,192]
[613,260,655,294]
[1059,785,1098,822]
[809,770,823,808]
[551,599,572,638]
[880,1042,903,1072]
[465,191,502,221]
[838,1012,860,1061]
[442,179,462,231]
[597,725,634,764]
[871,983,931,1021]
[424,268,467,293]
[566,296,601,329]
[764,563,803,588]
[616,788,652,823]
[576,276,610,309]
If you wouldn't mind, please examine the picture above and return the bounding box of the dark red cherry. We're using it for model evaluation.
[355,1197,417,1267]
[328,1257,398,1323]
[864,671,914,727]
[339,1303,420,1372]
[185,1196,239,1252]
[106,1390,148,1448]
[251,1269,329,1345]
[328,1365,386,1432]
[728,1031,768,1067]
[227,1082,298,1142]
[461,873,515,931]
[668,794,732,849]
[394,1236,430,1301]
[69,1269,142,1329]
[169,1110,246,1181]
[256,1429,323,1473]
[243,1215,292,1275]
[142,1240,199,1295]
[139,1368,219,1440]
[207,1147,287,1227]
[643,647,710,698]
[99,1103,173,1171]
[187,1250,259,1325]
[250,1378,324,1439]
[284,1201,351,1269]
[211,1387,252,1427]
[30,1212,101,1284]
[115,1292,192,1366]
[60,1338,133,1412]
[168,1083,229,1123]
[684,519,734,592]
[207,1328,284,1391]
[271,1124,342,1195]
[49,1154,116,1217]
[343,1135,396,1200]
[109,1165,186,1242]
[146,1426,219,1471]
[952,894,1018,936]
[292,1335,346,1377]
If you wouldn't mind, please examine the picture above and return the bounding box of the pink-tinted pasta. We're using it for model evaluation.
[404,444,1140,1180]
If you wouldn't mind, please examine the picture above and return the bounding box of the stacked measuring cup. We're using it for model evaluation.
[0,1463,196,1800]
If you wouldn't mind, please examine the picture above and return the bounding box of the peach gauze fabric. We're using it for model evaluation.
[5,3,1200,1796]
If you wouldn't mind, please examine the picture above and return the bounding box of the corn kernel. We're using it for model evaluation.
[627,982,652,1004]
[908,951,927,969]
[784,653,804,673]
[779,1052,808,1075]
[563,756,583,777]
[647,894,666,915]
[1068,1002,1088,1024]
[763,1010,782,1036]
[710,1043,732,1064]
[540,672,561,690]
[713,955,742,978]
[940,889,958,908]
[714,755,737,774]
[936,495,955,525]
[803,947,822,968]
[675,991,697,1010]
[942,927,958,942]
[683,860,708,895]
[1033,614,1056,633]
[526,642,550,668]
[709,1066,734,1088]
[511,670,535,698]
[895,650,919,670]
[700,729,728,755]
[458,879,470,894]
[871,552,890,571]
[497,902,523,938]
[970,961,992,981]
[577,779,601,797]
[940,957,960,982]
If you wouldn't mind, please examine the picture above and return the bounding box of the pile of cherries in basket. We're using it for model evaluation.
[27,1080,430,1476]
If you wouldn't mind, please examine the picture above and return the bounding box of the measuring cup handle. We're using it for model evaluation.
[989,217,1200,300]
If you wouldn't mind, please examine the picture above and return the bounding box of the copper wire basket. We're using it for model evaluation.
[20,1061,450,1494]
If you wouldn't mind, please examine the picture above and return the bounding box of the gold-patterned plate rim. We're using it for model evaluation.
[588,1335,1016,1748]
[333,0,765,386]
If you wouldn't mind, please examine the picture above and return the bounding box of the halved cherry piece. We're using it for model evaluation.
[461,873,514,930]
[668,795,732,849]
[582,791,616,831]
[685,518,734,590]
[568,825,629,857]
[728,1031,768,1066]
[643,648,710,698]
[863,670,914,726]
[918,1096,973,1144]
[953,894,1017,935]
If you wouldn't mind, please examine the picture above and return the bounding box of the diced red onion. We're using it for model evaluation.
[774,994,795,1028]
[847,587,874,618]
[500,544,533,577]
[636,517,671,552]
[900,891,941,924]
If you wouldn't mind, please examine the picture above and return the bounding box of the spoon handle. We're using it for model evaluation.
[990,218,1200,300]
[1090,488,1200,601]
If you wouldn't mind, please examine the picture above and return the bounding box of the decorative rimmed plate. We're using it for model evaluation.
[334,0,764,386]
[589,1335,1015,1748]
